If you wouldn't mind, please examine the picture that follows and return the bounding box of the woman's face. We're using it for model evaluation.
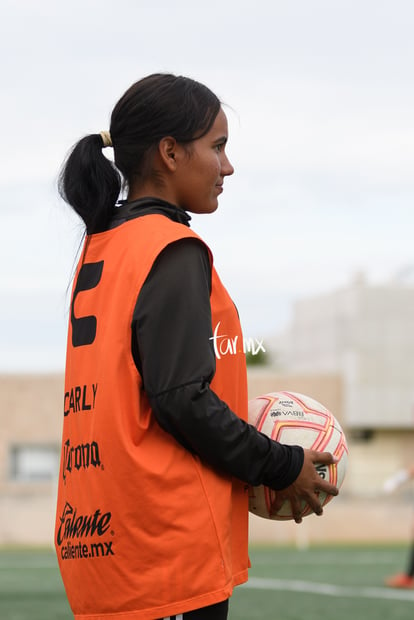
[173,108,234,214]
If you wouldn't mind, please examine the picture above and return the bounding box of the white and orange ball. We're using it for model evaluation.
[248,391,348,521]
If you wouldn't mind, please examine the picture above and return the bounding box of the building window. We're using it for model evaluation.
[9,444,60,482]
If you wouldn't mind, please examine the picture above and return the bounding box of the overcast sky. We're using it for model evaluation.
[1,0,413,372]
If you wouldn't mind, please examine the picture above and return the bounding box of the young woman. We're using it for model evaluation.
[55,73,338,620]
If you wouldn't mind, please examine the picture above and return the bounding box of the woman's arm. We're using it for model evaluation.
[132,238,304,490]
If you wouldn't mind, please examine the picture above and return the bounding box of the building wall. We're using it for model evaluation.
[0,373,413,546]
[277,279,414,428]
[0,375,63,545]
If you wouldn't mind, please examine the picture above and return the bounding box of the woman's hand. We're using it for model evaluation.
[270,449,339,524]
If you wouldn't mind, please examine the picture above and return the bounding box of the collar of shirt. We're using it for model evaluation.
[109,197,191,229]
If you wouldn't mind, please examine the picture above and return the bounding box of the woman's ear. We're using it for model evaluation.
[158,136,178,171]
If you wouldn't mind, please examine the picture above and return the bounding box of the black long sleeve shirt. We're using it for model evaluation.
[110,198,304,491]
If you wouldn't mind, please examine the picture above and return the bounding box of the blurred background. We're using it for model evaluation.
[1,0,414,549]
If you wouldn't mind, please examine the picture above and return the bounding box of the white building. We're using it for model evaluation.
[277,273,414,429]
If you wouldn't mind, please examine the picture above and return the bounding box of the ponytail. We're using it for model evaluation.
[58,134,121,234]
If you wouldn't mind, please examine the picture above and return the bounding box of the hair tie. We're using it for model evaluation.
[99,130,112,148]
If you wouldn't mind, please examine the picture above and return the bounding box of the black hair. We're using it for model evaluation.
[58,73,221,234]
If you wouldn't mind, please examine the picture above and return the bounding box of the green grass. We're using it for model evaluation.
[0,545,413,619]
[0,548,71,619]
[231,545,414,619]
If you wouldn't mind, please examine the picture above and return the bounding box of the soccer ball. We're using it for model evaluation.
[248,391,348,520]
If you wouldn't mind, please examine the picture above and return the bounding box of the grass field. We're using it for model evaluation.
[0,545,413,619]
